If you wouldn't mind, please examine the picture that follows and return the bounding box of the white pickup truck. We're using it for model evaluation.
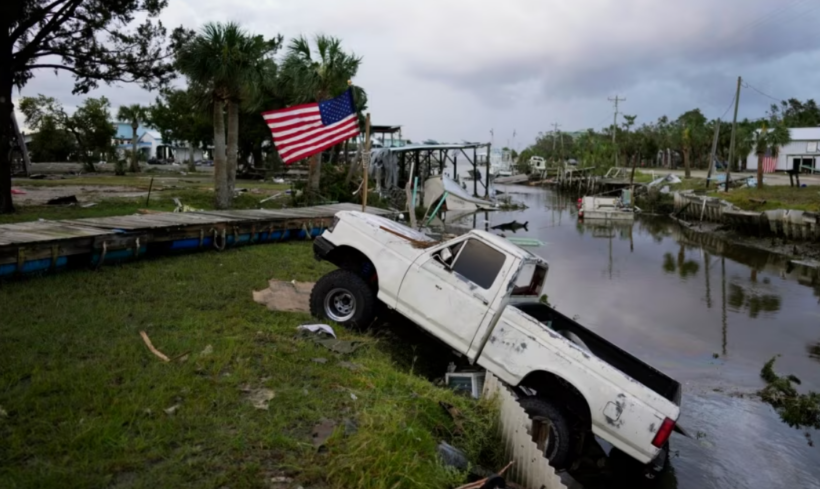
[310,211,683,476]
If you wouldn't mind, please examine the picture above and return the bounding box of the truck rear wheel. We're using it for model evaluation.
[310,269,377,328]
[518,396,573,470]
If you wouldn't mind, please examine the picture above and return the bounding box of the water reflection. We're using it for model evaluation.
[662,246,700,279]
[450,185,820,489]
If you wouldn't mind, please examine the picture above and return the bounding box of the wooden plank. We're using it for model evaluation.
[0,221,113,246]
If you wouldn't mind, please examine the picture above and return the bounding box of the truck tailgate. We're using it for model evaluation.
[514,302,682,405]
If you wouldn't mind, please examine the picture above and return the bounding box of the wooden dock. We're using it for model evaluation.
[0,203,394,278]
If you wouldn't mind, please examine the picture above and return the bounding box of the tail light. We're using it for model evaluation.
[652,417,675,448]
[328,216,340,232]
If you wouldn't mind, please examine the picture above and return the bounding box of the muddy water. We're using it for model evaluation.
[458,185,820,489]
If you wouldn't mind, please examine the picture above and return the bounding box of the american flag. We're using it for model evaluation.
[762,148,777,173]
[262,89,360,164]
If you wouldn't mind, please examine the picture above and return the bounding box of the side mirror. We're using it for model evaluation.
[440,247,453,263]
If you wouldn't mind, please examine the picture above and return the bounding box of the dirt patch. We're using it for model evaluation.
[11,185,148,206]
[253,280,314,313]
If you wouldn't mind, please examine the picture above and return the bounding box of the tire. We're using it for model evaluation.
[518,396,574,470]
[310,269,377,328]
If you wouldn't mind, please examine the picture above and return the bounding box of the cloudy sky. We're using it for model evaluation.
[14,0,820,149]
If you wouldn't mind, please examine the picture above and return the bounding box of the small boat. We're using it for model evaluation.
[578,189,636,221]
[423,175,498,213]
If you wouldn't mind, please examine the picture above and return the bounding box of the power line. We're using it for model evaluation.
[742,81,785,103]
[719,93,736,120]
[733,0,812,36]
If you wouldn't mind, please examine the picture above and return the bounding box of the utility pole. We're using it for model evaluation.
[609,96,626,167]
[706,119,721,188]
[725,77,742,192]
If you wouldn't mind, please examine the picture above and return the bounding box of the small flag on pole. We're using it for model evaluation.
[262,89,360,164]
[762,148,777,173]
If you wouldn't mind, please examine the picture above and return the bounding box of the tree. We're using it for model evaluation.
[769,99,820,128]
[2,0,191,213]
[26,108,76,162]
[19,94,115,172]
[176,22,281,209]
[751,120,791,189]
[117,104,147,172]
[149,89,212,172]
[279,35,362,192]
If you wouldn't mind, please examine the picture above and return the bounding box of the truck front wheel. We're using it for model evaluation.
[310,269,377,328]
[518,396,574,470]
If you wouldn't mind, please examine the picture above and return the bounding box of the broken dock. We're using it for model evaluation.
[0,203,394,278]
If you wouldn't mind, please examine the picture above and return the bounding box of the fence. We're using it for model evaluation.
[482,373,568,489]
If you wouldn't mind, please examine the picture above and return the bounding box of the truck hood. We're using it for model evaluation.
[340,211,436,259]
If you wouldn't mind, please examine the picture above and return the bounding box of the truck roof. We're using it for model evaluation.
[466,229,546,264]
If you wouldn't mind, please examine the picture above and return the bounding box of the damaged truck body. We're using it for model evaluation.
[310,211,682,476]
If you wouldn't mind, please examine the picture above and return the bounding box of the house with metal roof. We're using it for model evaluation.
[746,127,820,173]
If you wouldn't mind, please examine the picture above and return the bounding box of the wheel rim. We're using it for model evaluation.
[324,288,357,322]
[530,415,559,460]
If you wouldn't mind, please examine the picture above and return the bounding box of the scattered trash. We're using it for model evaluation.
[79,202,97,208]
[46,195,79,206]
[254,280,314,313]
[200,344,213,357]
[660,185,670,194]
[271,476,293,484]
[164,404,180,415]
[343,418,358,436]
[437,441,470,472]
[439,401,465,434]
[298,324,336,338]
[312,357,328,364]
[504,237,544,248]
[10,188,25,195]
[244,388,275,410]
[273,177,285,184]
[259,192,283,204]
[172,197,202,213]
[312,419,336,449]
[338,361,362,371]
[139,331,171,362]
[349,392,358,401]
[648,173,682,188]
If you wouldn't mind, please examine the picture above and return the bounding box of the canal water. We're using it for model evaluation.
[457,185,820,489]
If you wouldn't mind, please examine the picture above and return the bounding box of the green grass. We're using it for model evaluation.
[710,186,820,213]
[0,243,501,488]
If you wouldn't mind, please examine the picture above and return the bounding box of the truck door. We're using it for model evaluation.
[397,237,509,353]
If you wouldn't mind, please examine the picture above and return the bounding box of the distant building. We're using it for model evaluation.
[746,127,820,172]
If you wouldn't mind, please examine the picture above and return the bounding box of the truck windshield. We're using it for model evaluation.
[511,262,546,296]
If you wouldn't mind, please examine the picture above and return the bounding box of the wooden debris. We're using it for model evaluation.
[454,461,514,489]
[378,225,438,249]
[139,330,171,362]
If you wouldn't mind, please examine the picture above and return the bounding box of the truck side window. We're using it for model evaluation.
[451,239,505,289]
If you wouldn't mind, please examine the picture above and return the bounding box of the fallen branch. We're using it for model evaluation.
[454,461,514,489]
[378,226,438,249]
[139,331,170,362]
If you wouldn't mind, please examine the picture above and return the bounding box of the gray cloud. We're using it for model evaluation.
[14,0,820,147]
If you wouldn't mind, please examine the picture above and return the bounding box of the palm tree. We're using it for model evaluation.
[117,104,147,173]
[752,121,791,189]
[177,22,280,209]
[279,35,362,192]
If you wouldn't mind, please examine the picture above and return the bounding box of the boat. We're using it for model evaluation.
[578,189,636,221]
[423,175,498,214]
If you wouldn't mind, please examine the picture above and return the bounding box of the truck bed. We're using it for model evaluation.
[514,303,682,405]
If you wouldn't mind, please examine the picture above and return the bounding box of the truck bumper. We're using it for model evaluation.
[644,443,669,479]
[313,236,335,261]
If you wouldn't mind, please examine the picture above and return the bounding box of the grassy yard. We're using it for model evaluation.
[711,186,820,213]
[0,243,500,488]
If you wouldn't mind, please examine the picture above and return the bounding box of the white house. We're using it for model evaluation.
[114,122,207,162]
[746,127,820,172]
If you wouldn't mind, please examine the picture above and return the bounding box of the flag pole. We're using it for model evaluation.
[362,112,372,212]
